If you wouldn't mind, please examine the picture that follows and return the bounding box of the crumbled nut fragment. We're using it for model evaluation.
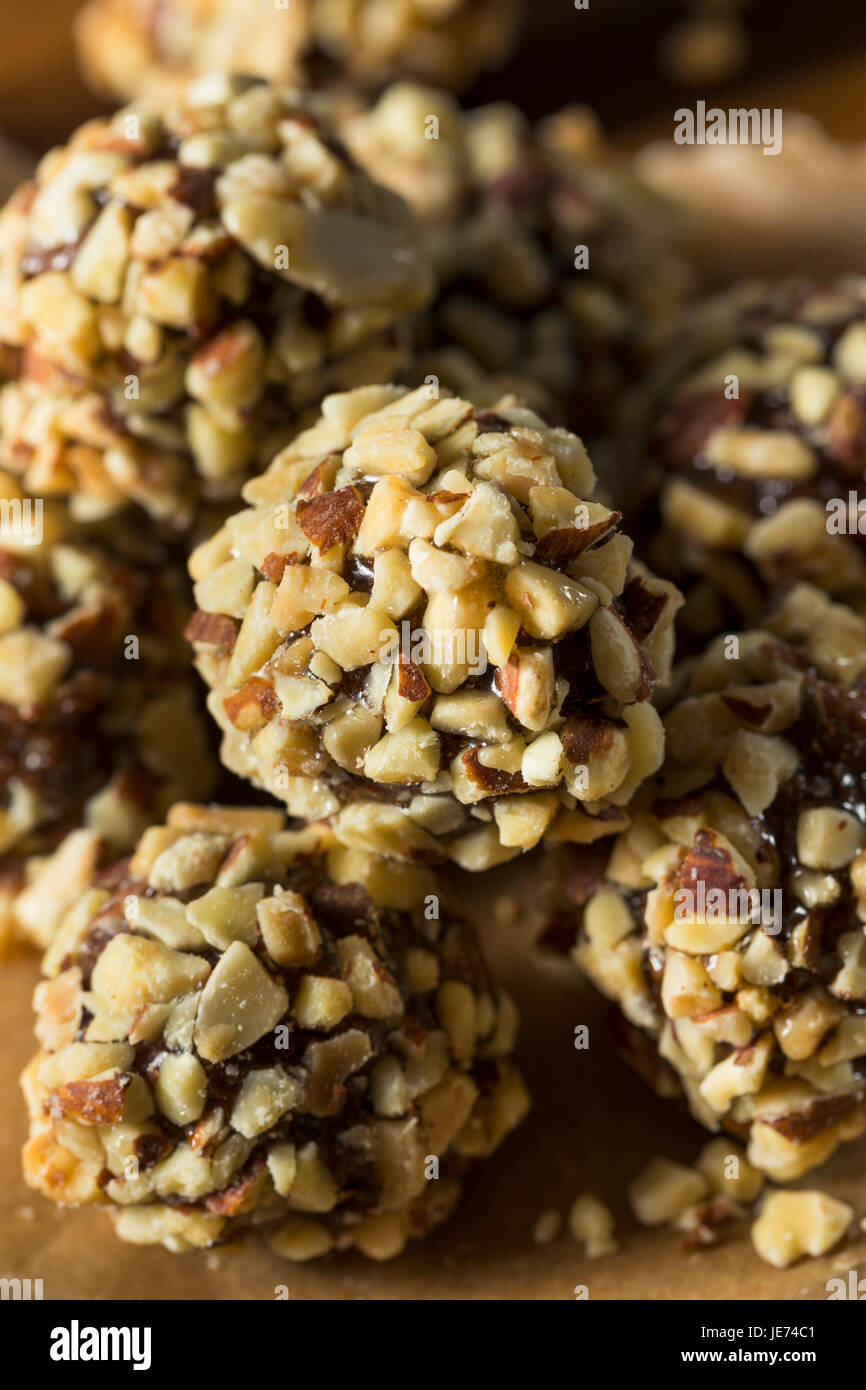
[751,1190,853,1268]
[257,890,321,968]
[696,1138,764,1205]
[155,1053,207,1127]
[531,1209,562,1245]
[797,808,865,871]
[268,1218,334,1262]
[148,833,229,892]
[93,935,210,1010]
[437,981,476,1063]
[52,1075,137,1126]
[114,1205,225,1253]
[194,942,288,1062]
[567,1193,618,1257]
[293,976,353,1032]
[230,1068,299,1139]
[338,935,403,1019]
[187,884,263,950]
[628,1157,708,1226]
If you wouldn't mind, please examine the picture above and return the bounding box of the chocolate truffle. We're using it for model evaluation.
[0,74,431,529]
[641,278,866,642]
[0,475,214,953]
[550,582,866,1182]
[75,0,521,102]
[344,89,692,440]
[187,382,682,871]
[21,803,528,1260]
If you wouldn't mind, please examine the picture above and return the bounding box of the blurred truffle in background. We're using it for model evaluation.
[632,278,866,646]
[74,0,523,101]
[344,87,694,448]
[658,0,751,89]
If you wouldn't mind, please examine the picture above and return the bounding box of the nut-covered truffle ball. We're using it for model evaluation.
[641,279,866,642]
[313,0,521,91]
[549,582,866,1183]
[344,90,693,440]
[75,0,521,102]
[0,74,431,529]
[76,0,312,102]
[187,382,682,871]
[21,803,528,1260]
[0,474,214,952]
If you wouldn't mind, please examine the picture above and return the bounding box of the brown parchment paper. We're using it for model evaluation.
[2,856,866,1302]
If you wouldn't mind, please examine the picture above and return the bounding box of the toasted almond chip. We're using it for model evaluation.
[194,941,287,1062]
[628,1157,708,1226]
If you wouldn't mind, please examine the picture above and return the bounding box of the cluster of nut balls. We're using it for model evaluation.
[7,5,865,1271]
[0,56,694,1264]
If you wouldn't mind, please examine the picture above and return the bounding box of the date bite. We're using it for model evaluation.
[21,803,528,1260]
[545,581,866,1183]
[187,382,682,870]
[0,73,432,529]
